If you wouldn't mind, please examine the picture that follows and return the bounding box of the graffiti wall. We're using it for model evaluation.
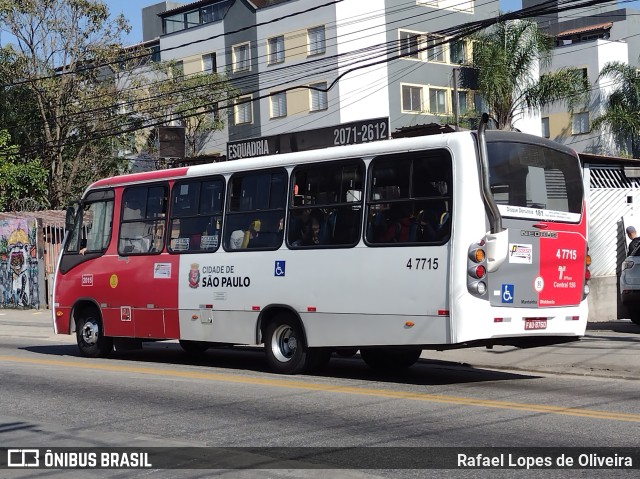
[0,218,40,308]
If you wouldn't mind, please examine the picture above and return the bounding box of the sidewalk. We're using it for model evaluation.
[1,308,639,379]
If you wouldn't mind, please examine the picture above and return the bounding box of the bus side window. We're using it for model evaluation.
[168,178,224,254]
[224,170,286,251]
[288,160,364,249]
[119,184,168,256]
[366,150,452,246]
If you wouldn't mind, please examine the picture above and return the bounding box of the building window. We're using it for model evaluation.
[202,53,216,73]
[270,92,287,118]
[268,36,285,64]
[542,117,550,138]
[429,87,448,113]
[173,60,184,77]
[399,30,421,59]
[234,96,253,124]
[401,85,423,112]
[426,35,445,63]
[233,42,251,72]
[454,90,468,114]
[309,82,327,111]
[449,40,466,64]
[572,112,589,135]
[308,26,326,56]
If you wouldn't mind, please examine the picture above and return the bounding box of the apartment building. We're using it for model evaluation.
[526,0,640,156]
[139,0,501,157]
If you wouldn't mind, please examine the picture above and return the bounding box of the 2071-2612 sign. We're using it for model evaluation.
[226,117,389,160]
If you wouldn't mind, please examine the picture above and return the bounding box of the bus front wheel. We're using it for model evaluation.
[360,348,422,370]
[265,315,308,374]
[76,312,113,358]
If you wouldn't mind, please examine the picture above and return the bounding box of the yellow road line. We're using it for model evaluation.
[2,354,639,423]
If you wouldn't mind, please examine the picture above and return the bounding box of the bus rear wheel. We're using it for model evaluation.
[76,311,113,358]
[265,314,309,374]
[360,348,422,370]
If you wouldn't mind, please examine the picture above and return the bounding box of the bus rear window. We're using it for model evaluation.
[487,141,582,222]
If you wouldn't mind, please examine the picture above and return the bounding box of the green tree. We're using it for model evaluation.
[468,19,590,130]
[0,129,48,211]
[592,61,640,158]
[0,0,149,208]
[143,61,236,159]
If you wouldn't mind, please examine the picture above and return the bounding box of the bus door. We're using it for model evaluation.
[109,184,176,339]
[485,139,586,311]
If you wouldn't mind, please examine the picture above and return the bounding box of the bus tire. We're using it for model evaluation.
[264,314,308,374]
[629,311,640,326]
[76,311,113,358]
[179,340,209,356]
[360,348,422,370]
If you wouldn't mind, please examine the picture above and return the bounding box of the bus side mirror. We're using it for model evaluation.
[485,229,508,273]
[65,206,76,231]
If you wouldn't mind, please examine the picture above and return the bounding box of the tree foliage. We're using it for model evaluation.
[143,61,236,158]
[469,19,590,130]
[0,0,148,208]
[0,129,48,211]
[592,61,640,158]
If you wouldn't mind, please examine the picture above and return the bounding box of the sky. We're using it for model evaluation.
[104,0,640,45]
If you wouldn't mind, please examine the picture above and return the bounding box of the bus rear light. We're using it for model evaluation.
[475,281,487,295]
[586,254,591,267]
[584,284,590,295]
[470,248,485,263]
[252,306,260,311]
[585,269,591,281]
[469,265,486,279]
[307,306,316,312]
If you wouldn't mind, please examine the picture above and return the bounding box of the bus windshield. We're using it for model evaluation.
[487,141,583,223]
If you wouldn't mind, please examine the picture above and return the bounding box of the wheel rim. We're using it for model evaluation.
[80,319,99,346]
[271,324,297,362]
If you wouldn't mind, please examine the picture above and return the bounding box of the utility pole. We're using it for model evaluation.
[452,67,459,131]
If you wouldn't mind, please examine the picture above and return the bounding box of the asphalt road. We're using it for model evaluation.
[0,309,639,478]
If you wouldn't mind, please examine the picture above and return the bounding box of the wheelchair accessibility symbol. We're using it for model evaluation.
[501,284,514,303]
[274,261,285,277]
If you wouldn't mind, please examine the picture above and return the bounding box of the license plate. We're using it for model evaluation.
[525,319,547,330]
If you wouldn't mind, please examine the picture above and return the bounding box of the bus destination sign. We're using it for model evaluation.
[227,117,389,160]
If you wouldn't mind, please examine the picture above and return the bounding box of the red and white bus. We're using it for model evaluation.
[53,118,590,374]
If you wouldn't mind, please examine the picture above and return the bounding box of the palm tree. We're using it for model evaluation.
[592,61,640,158]
[468,19,590,130]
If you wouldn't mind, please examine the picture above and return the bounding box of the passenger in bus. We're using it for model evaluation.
[299,212,324,246]
[381,204,415,243]
[288,208,312,245]
[242,219,262,248]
